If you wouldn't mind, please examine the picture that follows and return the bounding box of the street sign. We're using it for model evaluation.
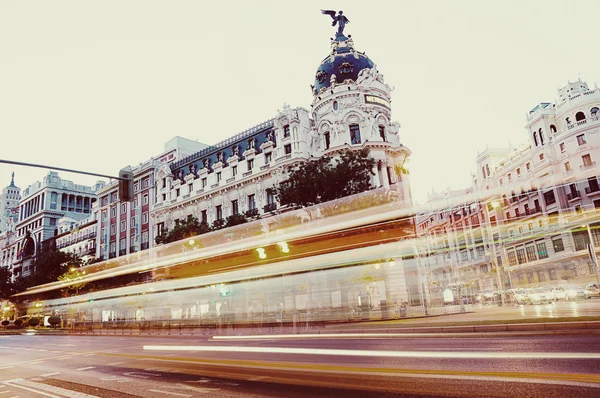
[587,243,598,267]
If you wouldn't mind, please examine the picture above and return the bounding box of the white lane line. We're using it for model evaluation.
[54,356,74,361]
[39,373,60,378]
[143,345,600,359]
[27,361,45,364]
[0,366,14,370]
[76,366,96,371]
[81,354,95,357]
[106,361,126,366]
[147,390,191,397]
[4,379,99,398]
[0,391,10,395]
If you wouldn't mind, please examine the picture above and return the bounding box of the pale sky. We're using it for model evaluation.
[1,1,599,203]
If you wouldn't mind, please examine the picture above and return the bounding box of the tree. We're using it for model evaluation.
[277,148,376,207]
[28,250,82,287]
[0,266,15,299]
[57,267,88,296]
[226,213,248,228]
[155,217,212,245]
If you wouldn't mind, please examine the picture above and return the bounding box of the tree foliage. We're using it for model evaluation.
[276,148,376,207]
[155,217,212,245]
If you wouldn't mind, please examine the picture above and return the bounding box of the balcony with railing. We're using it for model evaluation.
[263,203,277,212]
[109,252,116,259]
[567,190,581,201]
[245,208,259,218]
[585,183,600,195]
[119,249,127,256]
[581,162,596,171]
[141,242,149,250]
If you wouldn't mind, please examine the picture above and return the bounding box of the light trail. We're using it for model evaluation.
[143,345,600,359]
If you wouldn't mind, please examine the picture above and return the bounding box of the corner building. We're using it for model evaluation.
[153,31,412,235]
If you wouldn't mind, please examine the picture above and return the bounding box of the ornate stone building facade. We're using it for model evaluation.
[417,79,600,294]
[0,173,21,234]
[152,30,412,236]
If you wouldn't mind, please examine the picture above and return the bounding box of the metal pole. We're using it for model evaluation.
[585,224,600,285]
[0,159,127,181]
[485,204,505,306]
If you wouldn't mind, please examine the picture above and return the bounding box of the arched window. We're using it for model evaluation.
[349,124,361,144]
[575,111,586,121]
[550,124,557,133]
[591,107,599,117]
[539,128,544,145]
[378,125,386,141]
[533,131,538,146]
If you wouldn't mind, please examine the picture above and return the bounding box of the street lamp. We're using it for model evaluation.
[582,224,600,285]
[484,201,505,306]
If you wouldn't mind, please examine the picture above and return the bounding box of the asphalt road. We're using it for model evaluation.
[1,333,600,397]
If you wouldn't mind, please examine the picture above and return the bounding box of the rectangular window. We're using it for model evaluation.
[582,154,593,167]
[202,178,207,188]
[247,159,254,171]
[577,134,587,145]
[156,222,165,237]
[349,124,361,144]
[543,190,556,206]
[201,210,207,224]
[142,213,148,224]
[266,188,275,204]
[324,132,331,149]
[232,166,237,177]
[143,194,149,205]
[552,237,565,253]
[536,241,549,259]
[379,125,386,141]
[516,248,527,264]
[120,220,126,231]
[283,124,290,138]
[248,194,256,210]
[216,205,223,220]
[120,238,126,251]
[121,203,127,214]
[507,251,517,266]
[526,162,531,171]
[525,245,537,262]
[142,231,149,244]
[143,178,150,188]
[217,172,222,183]
[176,188,180,197]
[110,224,116,235]
[112,192,117,202]
[111,206,116,218]
[560,142,566,152]
[265,152,272,164]
[134,183,139,192]
[564,162,571,171]
[499,178,503,186]
[284,144,292,155]
[188,184,192,193]
[508,173,512,181]
[516,168,521,176]
[572,229,590,251]
[539,153,544,160]
[231,200,239,215]
[131,216,135,226]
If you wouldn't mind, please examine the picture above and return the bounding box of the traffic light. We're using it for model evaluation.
[118,168,134,202]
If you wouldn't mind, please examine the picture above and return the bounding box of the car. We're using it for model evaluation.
[551,285,588,301]
[508,289,529,305]
[526,288,553,305]
[584,283,600,298]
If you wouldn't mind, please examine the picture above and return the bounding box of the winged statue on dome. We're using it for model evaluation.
[321,10,349,36]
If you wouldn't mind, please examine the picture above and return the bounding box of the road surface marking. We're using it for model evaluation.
[123,371,160,379]
[0,391,11,395]
[99,377,129,382]
[0,366,14,370]
[4,379,99,398]
[248,376,270,381]
[39,373,60,378]
[81,354,95,357]
[147,389,191,397]
[143,345,600,359]
[54,356,74,361]
[27,361,44,364]
[76,366,96,371]
[106,361,126,366]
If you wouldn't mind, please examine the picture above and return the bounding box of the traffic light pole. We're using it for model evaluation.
[0,159,128,181]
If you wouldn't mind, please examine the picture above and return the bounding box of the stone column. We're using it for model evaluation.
[382,165,390,189]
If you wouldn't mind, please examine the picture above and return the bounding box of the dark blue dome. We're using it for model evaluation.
[314,45,375,94]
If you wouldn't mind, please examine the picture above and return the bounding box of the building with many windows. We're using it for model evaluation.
[11,172,104,278]
[152,29,412,240]
[0,173,21,234]
[95,136,207,260]
[55,214,98,263]
[417,79,600,294]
